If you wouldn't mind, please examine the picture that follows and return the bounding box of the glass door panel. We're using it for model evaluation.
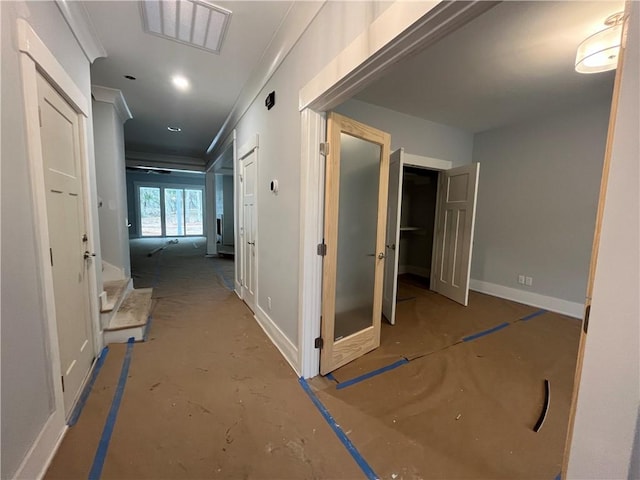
[139,186,161,237]
[165,188,185,236]
[185,189,203,235]
[334,133,382,340]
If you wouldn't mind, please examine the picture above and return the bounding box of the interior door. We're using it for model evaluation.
[241,149,257,311]
[320,112,391,375]
[382,148,403,324]
[431,163,480,306]
[38,72,94,414]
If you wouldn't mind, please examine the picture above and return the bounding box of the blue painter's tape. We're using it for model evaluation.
[336,359,409,390]
[88,337,135,480]
[298,377,378,480]
[68,346,110,427]
[521,309,547,321]
[462,322,510,342]
[325,372,337,383]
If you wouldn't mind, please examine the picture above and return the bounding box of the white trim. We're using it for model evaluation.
[13,414,68,480]
[297,109,325,379]
[254,306,300,376]
[54,0,107,62]
[17,19,89,116]
[205,1,325,158]
[469,279,584,319]
[91,85,133,123]
[126,151,205,172]
[238,134,259,160]
[299,1,496,112]
[403,152,451,171]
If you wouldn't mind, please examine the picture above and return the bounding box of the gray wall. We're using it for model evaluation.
[470,101,612,303]
[335,98,473,167]
[1,1,92,477]
[126,170,205,237]
[94,100,130,277]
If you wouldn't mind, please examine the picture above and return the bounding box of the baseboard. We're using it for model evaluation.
[13,412,67,480]
[254,305,300,375]
[469,279,584,318]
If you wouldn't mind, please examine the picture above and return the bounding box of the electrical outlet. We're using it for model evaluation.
[518,275,525,285]
[525,276,533,287]
[267,296,272,310]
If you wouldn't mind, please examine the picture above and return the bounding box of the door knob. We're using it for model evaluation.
[84,251,96,259]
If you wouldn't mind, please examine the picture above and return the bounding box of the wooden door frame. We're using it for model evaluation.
[16,18,100,478]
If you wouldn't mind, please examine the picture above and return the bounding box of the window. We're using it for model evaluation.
[137,184,204,237]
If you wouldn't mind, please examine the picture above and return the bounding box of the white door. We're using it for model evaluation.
[382,149,403,324]
[241,150,257,311]
[38,72,94,414]
[432,163,480,306]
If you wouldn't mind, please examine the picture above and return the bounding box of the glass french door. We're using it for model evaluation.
[320,112,391,375]
[138,185,203,237]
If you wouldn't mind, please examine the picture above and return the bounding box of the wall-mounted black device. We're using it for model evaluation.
[265,91,275,110]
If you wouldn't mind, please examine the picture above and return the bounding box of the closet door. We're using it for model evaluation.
[382,149,403,324]
[432,163,480,306]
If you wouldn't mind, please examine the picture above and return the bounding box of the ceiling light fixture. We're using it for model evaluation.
[575,12,624,74]
[140,0,232,54]
[167,126,182,132]
[171,75,190,91]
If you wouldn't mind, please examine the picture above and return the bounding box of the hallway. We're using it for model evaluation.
[45,240,361,479]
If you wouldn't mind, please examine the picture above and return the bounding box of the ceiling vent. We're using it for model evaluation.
[140,0,232,54]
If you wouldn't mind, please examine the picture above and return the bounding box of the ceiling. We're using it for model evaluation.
[84,1,623,169]
[84,0,296,161]
[354,1,622,133]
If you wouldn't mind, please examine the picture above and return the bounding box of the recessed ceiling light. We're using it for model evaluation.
[167,126,182,132]
[171,75,190,91]
[140,0,232,55]
[124,75,137,80]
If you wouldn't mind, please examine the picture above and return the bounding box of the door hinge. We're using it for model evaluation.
[50,248,54,266]
[61,376,65,392]
[317,243,327,256]
[583,304,591,334]
[38,107,43,127]
[319,142,330,156]
[314,336,324,349]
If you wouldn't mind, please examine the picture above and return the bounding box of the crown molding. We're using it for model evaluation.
[91,85,133,123]
[55,0,107,63]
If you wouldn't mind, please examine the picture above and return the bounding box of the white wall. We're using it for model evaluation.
[335,98,473,166]
[470,101,612,306]
[566,3,639,477]
[93,99,131,278]
[0,1,94,477]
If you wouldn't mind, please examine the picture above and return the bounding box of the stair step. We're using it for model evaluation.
[105,288,153,332]
[101,279,130,313]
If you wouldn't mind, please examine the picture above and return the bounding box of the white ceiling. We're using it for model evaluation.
[354,1,622,133]
[84,0,295,159]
